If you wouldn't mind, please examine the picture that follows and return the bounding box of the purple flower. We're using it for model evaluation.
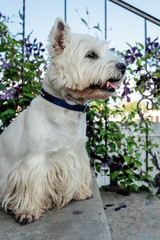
[34,52,40,57]
[39,42,43,48]
[101,162,107,168]
[146,201,153,206]
[125,47,142,65]
[121,77,131,101]
[101,158,111,167]
[26,43,32,48]
[114,203,127,211]
[122,86,131,97]
[154,42,159,48]
[119,202,127,208]
[0,89,16,100]
[121,87,131,101]
[126,96,131,102]
[1,62,12,69]
[0,58,12,69]
[146,37,159,54]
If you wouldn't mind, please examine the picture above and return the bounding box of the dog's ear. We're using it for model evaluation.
[48,18,70,54]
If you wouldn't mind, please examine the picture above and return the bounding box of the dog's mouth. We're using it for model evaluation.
[68,78,123,102]
[89,79,120,93]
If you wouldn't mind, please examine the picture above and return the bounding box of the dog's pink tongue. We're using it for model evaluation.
[108,82,118,89]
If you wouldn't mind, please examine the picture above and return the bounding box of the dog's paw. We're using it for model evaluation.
[15,213,39,224]
[74,189,93,201]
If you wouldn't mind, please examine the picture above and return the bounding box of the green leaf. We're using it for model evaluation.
[18,97,31,103]
[142,145,149,151]
[123,155,130,163]
[0,83,5,90]
[100,129,107,136]
[120,181,126,189]
[81,18,88,26]
[93,24,102,32]
[125,169,134,176]
[111,171,119,180]
[125,42,132,48]
[23,93,36,99]
[134,161,142,167]
[0,22,8,29]
[138,42,144,49]
[1,108,15,117]
[131,184,139,191]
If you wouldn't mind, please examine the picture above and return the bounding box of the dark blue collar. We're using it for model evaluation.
[40,88,89,113]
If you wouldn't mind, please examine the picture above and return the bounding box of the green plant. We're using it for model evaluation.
[86,100,157,192]
[0,12,47,132]
[80,9,160,195]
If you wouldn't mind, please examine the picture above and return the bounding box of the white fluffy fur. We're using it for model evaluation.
[0,18,125,223]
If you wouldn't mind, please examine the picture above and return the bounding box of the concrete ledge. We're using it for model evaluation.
[0,171,111,240]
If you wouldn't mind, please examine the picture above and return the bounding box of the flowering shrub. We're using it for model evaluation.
[0,12,47,132]
[87,36,160,196]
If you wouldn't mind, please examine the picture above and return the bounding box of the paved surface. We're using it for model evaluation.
[101,190,160,240]
[0,173,111,240]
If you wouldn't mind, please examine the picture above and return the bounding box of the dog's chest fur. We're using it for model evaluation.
[2,96,86,158]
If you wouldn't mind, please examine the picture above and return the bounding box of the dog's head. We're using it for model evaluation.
[46,18,126,103]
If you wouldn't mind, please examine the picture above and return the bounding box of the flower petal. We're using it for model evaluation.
[146,201,153,206]
[10,89,16,94]
[126,49,131,54]
[135,53,143,57]
[130,56,135,64]
[9,95,13,100]
[120,202,127,208]
[127,96,131,102]
[125,55,131,59]
[2,89,8,93]
[0,94,8,100]
[154,43,159,48]
[132,47,137,53]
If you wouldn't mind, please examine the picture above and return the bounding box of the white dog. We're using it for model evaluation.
[0,18,126,223]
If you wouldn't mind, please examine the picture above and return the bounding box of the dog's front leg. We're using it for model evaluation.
[73,155,93,201]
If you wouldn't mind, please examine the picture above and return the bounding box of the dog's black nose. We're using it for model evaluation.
[117,63,126,75]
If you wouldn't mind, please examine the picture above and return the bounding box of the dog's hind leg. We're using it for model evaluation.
[1,149,88,224]
[1,154,53,224]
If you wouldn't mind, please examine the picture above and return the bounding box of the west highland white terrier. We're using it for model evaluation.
[0,18,126,223]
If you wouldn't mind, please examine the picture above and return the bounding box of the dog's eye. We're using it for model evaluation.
[86,52,98,59]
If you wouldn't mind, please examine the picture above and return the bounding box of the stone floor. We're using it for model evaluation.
[100,190,160,240]
[0,174,111,240]
[1,176,160,240]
